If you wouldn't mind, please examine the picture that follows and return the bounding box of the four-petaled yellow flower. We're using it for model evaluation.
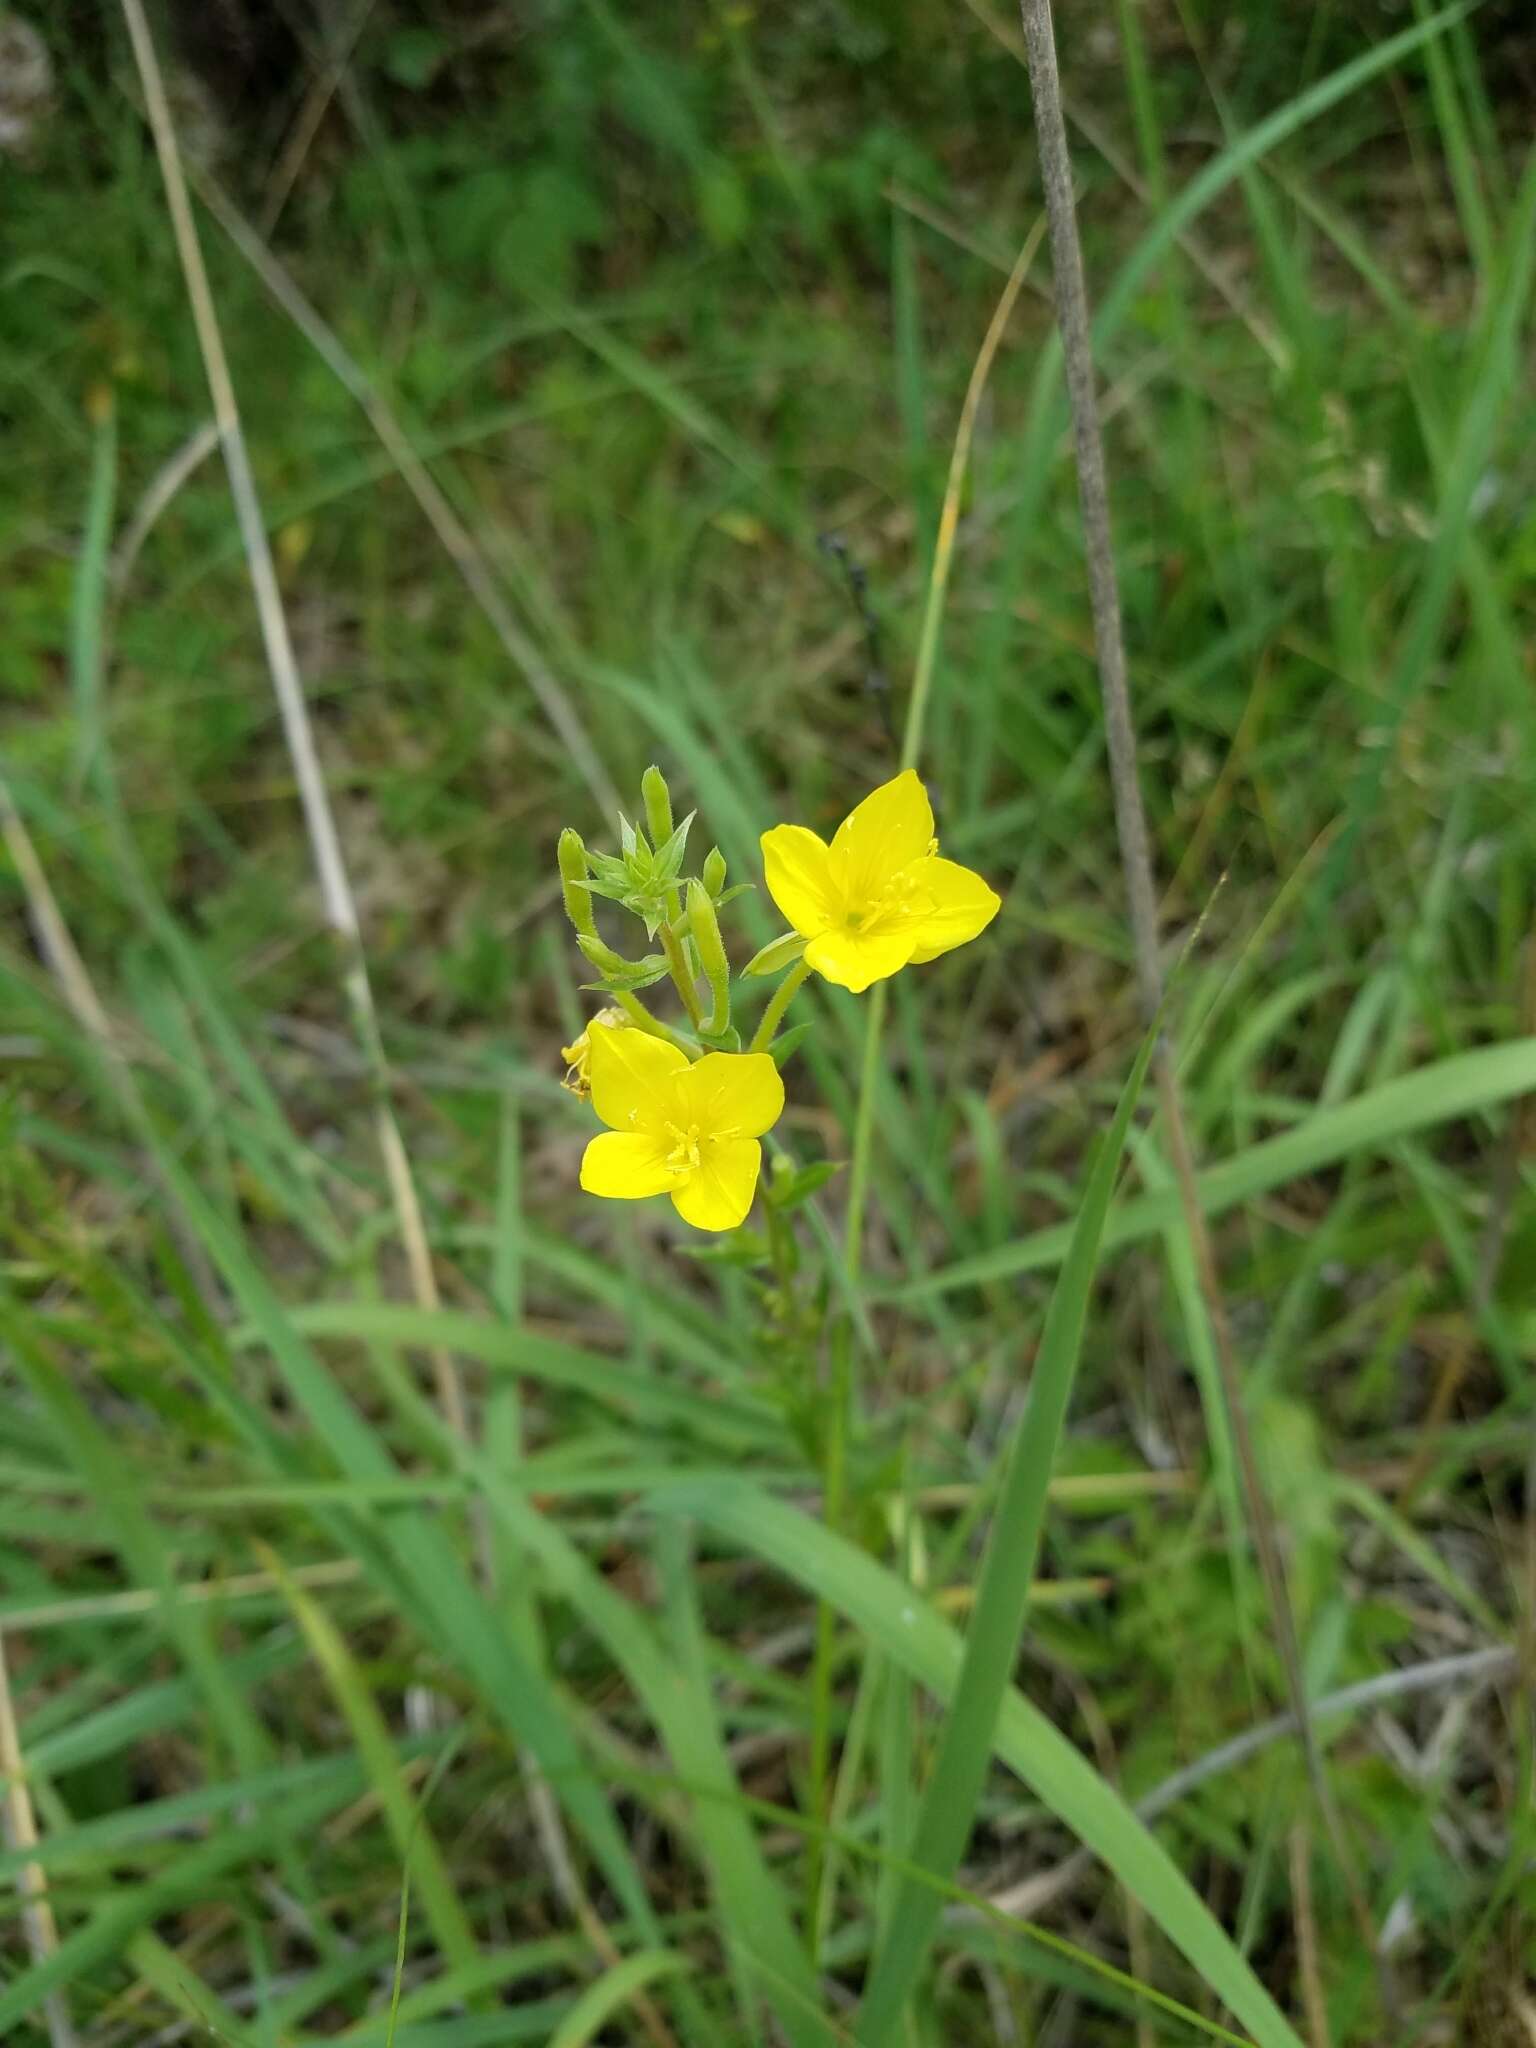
[579,1023,784,1231]
[760,770,1001,993]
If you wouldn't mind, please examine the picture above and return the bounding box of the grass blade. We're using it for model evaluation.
[653,1480,1306,2048]
[547,1951,695,2048]
[896,1035,1536,1296]
[854,1019,1158,2041]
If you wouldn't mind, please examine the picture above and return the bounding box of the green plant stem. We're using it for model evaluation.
[805,966,886,1955]
[613,991,694,1052]
[840,983,889,1283]
[749,956,812,1053]
[659,925,704,1029]
[803,1318,852,1959]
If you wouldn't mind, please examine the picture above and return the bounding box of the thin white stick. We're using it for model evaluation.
[0,1635,77,2048]
[983,1644,1515,1922]
[111,420,220,592]
[198,178,619,821]
[119,0,467,1441]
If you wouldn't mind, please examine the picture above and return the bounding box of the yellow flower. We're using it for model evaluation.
[579,1026,784,1231]
[760,769,1001,993]
[561,1008,631,1097]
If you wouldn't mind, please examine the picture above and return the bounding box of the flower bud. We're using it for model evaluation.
[557,828,597,938]
[743,931,808,978]
[687,878,731,1036]
[640,765,674,851]
[687,879,728,985]
[702,845,727,897]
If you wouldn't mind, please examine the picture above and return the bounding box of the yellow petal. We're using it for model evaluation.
[829,770,934,907]
[905,857,1002,964]
[670,1138,762,1230]
[580,1130,679,1199]
[587,1023,690,1134]
[682,1051,785,1139]
[804,926,917,993]
[761,824,837,937]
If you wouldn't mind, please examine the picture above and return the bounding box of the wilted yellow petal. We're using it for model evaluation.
[682,1051,785,1139]
[670,1138,762,1230]
[587,1024,690,1134]
[580,1131,679,1199]
[804,926,917,993]
[906,857,1002,964]
[761,824,837,938]
[828,770,933,907]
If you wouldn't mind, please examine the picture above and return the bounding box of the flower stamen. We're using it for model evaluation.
[663,1121,703,1173]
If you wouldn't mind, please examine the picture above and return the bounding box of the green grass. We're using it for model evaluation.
[2,3,1533,2043]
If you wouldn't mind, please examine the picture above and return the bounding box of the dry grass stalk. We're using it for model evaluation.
[1015,0,1388,1995]
[118,0,467,1441]
[0,1634,76,2048]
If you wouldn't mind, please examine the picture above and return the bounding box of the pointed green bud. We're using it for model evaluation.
[743,931,807,978]
[702,845,727,897]
[558,828,597,938]
[640,766,674,851]
[687,879,729,985]
[687,879,731,1036]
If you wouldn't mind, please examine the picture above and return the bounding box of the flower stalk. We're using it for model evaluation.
[749,956,812,1054]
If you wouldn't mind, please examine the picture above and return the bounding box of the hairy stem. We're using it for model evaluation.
[750,956,813,1055]
[659,923,704,1030]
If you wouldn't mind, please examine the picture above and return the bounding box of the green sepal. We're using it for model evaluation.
[695,1025,742,1053]
[680,1229,770,1270]
[764,1159,843,1213]
[651,811,696,883]
[580,963,672,994]
[743,931,807,978]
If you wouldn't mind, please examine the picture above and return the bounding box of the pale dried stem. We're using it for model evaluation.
[194,178,619,820]
[118,0,467,1443]
[111,421,220,591]
[1016,0,1385,1984]
[1289,1825,1333,2048]
[0,1635,77,2048]
[959,0,1286,367]
[118,13,674,2027]
[984,1643,1514,1922]
[0,780,118,1052]
[260,0,378,235]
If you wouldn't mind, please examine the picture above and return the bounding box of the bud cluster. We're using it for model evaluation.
[556,765,755,1058]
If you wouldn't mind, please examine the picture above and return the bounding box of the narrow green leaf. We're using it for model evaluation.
[652,1481,1306,2048]
[270,1302,786,1453]
[897,1037,1536,1298]
[856,1022,1158,2041]
[546,1950,694,2048]
[262,1547,481,1979]
[132,1132,665,1947]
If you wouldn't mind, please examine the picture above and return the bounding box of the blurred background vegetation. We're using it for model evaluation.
[2,1,1534,2042]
